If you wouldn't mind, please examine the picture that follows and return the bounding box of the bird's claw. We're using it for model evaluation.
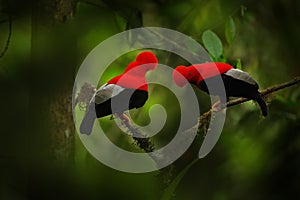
[116,113,131,125]
[211,101,221,112]
[211,100,226,113]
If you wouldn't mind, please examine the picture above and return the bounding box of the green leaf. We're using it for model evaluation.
[202,30,223,59]
[225,16,236,45]
[236,58,242,70]
[160,158,199,200]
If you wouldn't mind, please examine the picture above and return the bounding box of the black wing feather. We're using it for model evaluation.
[80,85,148,135]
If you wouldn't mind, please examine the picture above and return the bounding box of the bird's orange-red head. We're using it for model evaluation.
[135,51,158,71]
[172,66,190,87]
[124,51,158,73]
[108,51,158,92]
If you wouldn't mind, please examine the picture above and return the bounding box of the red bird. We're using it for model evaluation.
[173,62,268,116]
[80,51,158,135]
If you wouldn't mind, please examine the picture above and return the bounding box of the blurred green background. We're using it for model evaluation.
[1,0,300,199]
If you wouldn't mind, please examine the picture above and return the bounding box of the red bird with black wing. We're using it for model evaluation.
[173,62,268,116]
[80,52,158,135]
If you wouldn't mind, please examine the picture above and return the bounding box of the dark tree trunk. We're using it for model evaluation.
[29,0,76,165]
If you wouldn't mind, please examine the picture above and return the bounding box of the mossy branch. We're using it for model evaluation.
[76,76,300,164]
[121,119,155,153]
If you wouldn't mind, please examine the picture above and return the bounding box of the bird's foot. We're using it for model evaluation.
[117,113,131,125]
[211,101,221,112]
[211,101,226,113]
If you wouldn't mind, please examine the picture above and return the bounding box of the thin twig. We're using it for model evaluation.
[198,76,300,131]
[0,15,12,58]
[227,76,300,107]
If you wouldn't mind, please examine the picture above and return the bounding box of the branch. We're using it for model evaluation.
[198,76,300,132]
[76,76,300,165]
[121,119,155,153]
[0,15,12,59]
[227,76,300,107]
[121,118,167,169]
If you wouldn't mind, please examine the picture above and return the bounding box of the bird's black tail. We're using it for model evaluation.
[254,94,268,117]
[80,106,96,135]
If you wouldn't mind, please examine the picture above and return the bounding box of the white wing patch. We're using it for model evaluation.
[90,84,126,104]
[225,69,257,86]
